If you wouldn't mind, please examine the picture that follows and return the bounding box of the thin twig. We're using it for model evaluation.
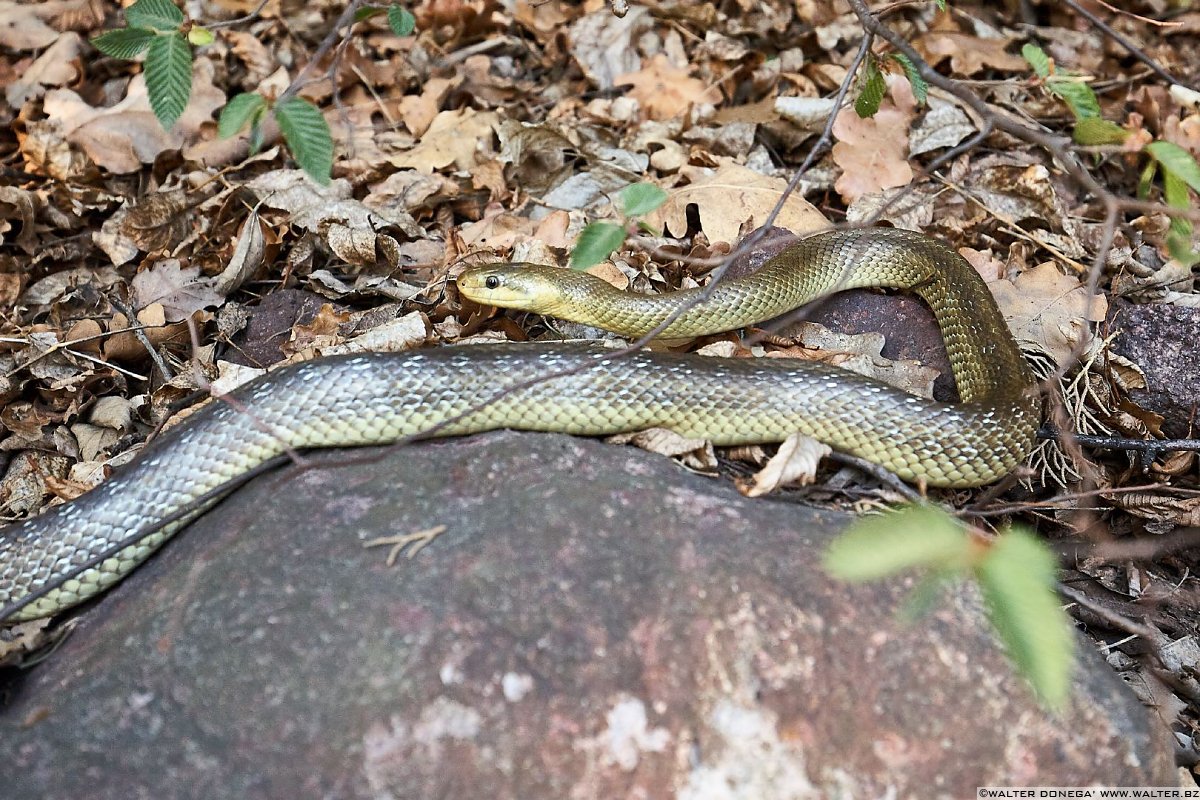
[1061,0,1193,91]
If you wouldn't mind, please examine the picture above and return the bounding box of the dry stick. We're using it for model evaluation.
[1061,0,1194,92]
[109,297,174,382]
[206,0,272,30]
[276,0,371,106]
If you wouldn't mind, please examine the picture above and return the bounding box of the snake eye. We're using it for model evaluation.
[485,276,500,290]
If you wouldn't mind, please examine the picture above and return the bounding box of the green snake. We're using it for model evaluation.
[0,228,1038,623]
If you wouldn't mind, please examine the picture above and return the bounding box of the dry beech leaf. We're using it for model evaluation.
[286,304,352,354]
[986,262,1108,364]
[131,260,223,323]
[211,361,268,396]
[737,432,832,497]
[606,427,718,472]
[915,32,1027,76]
[831,78,916,203]
[0,1,62,49]
[69,423,119,463]
[245,170,422,253]
[615,54,722,121]
[119,189,192,254]
[389,108,499,173]
[398,76,462,137]
[645,160,828,244]
[214,211,266,295]
[6,31,82,108]
[41,60,226,174]
[567,5,650,90]
[319,312,430,356]
[767,323,939,398]
[0,187,39,254]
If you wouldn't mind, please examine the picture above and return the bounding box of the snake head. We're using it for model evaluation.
[458,263,597,316]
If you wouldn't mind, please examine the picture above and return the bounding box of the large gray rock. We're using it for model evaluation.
[0,433,1175,798]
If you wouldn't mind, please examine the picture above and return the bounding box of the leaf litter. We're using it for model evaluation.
[0,0,1199,749]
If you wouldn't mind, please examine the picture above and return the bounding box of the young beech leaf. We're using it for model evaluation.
[388,6,416,36]
[145,32,192,129]
[1147,140,1200,195]
[1021,42,1052,79]
[219,93,268,139]
[975,528,1075,711]
[619,183,668,217]
[91,28,155,59]
[571,222,625,269]
[274,97,334,185]
[125,0,185,31]
[824,504,971,581]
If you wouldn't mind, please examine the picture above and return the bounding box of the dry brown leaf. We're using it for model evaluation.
[214,212,266,294]
[606,427,717,472]
[221,29,277,86]
[831,78,916,203]
[914,32,1027,76]
[987,262,1108,364]
[737,432,832,497]
[0,1,63,49]
[398,76,462,137]
[131,260,223,323]
[768,323,939,399]
[0,187,40,254]
[42,61,226,174]
[567,5,650,90]
[645,160,828,245]
[615,54,722,121]
[5,31,82,108]
[320,312,430,356]
[389,109,499,173]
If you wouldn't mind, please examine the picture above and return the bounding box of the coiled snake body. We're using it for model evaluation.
[0,228,1038,622]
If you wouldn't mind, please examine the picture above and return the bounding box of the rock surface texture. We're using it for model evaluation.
[0,432,1175,799]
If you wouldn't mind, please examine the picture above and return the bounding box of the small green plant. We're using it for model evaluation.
[854,52,928,118]
[91,0,415,185]
[825,504,1075,711]
[570,182,669,269]
[1023,42,1200,265]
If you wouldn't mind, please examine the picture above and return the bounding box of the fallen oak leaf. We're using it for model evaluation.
[131,260,224,323]
[831,77,916,204]
[985,261,1107,365]
[737,432,832,497]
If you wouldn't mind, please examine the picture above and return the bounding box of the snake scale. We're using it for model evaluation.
[0,228,1038,622]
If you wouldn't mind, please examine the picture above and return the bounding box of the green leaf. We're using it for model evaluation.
[935,0,947,10]
[1147,139,1200,195]
[218,92,268,139]
[1161,170,1199,265]
[387,5,416,36]
[1021,42,1051,79]
[1137,159,1157,200]
[570,222,626,269]
[975,527,1074,711]
[1047,78,1101,120]
[354,6,385,22]
[1072,117,1130,146]
[824,504,972,581]
[125,0,185,31]
[619,182,667,217]
[187,26,214,46]
[855,60,886,118]
[274,97,334,184]
[91,28,155,59]
[890,53,927,104]
[145,32,192,129]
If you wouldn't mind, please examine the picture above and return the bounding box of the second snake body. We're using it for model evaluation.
[0,228,1039,622]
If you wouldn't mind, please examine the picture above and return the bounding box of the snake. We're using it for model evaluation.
[0,227,1039,623]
